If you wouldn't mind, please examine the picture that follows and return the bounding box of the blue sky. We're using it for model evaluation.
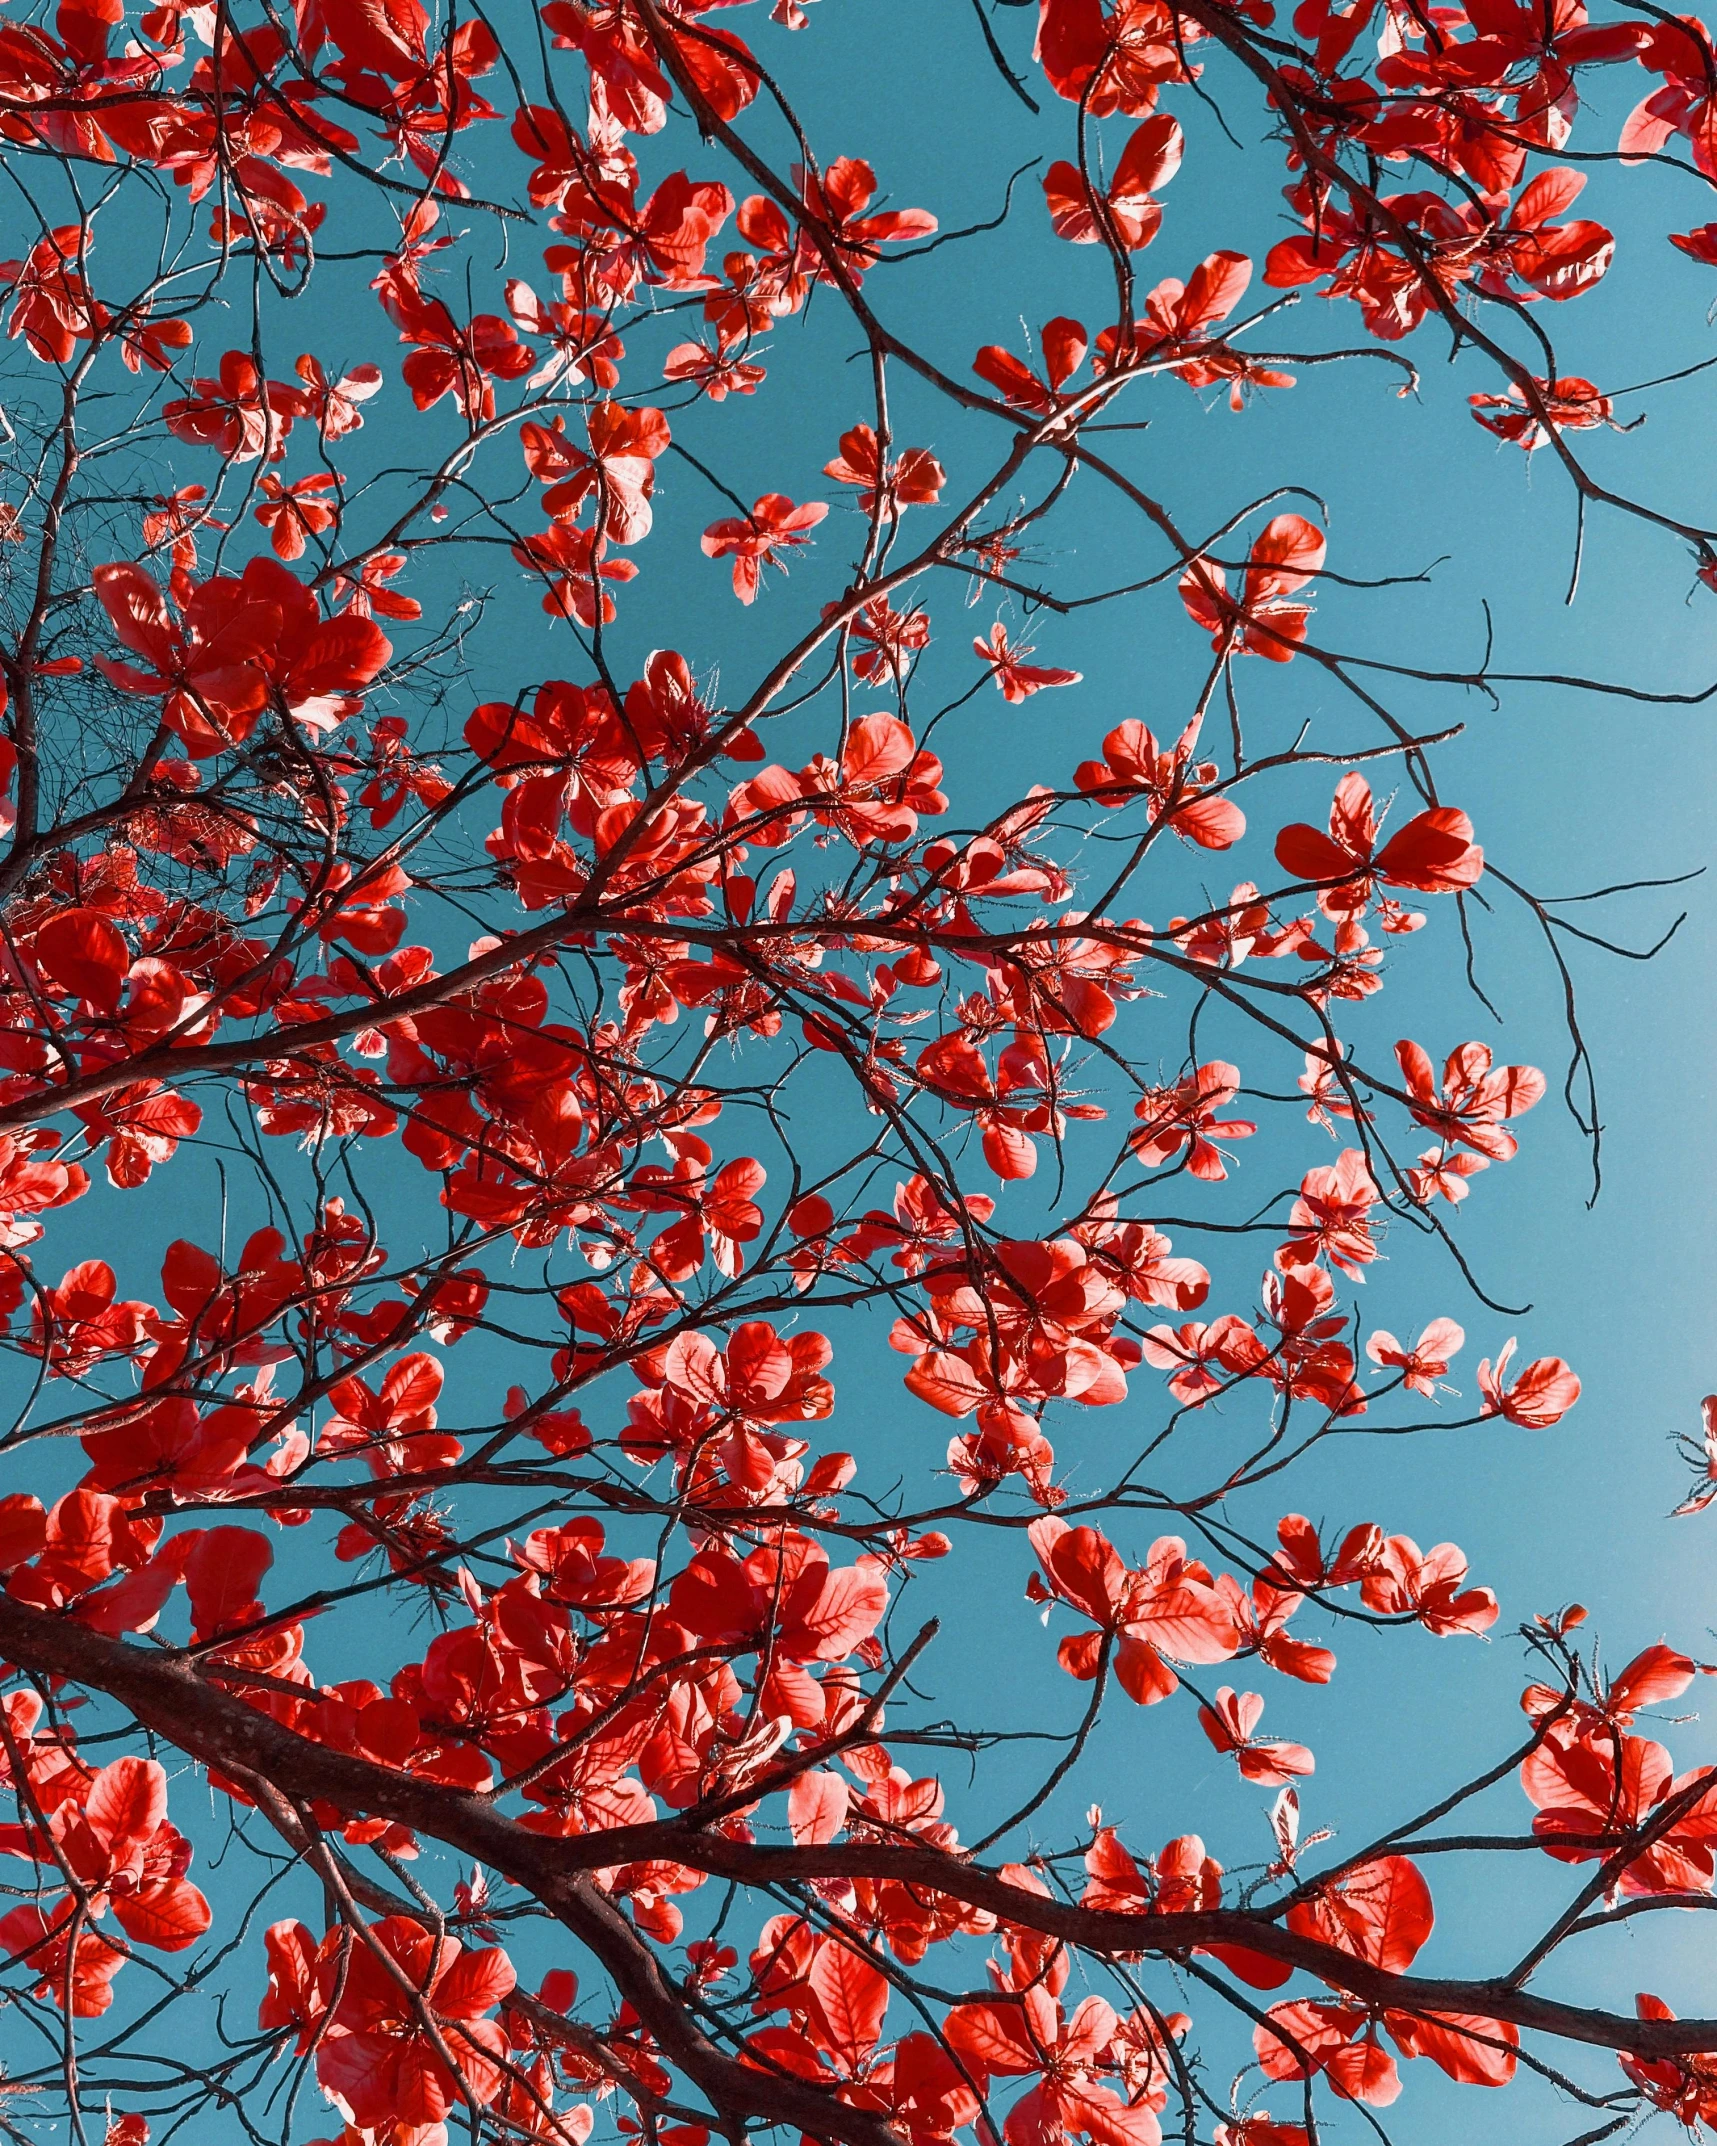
[768,13,1717,2133]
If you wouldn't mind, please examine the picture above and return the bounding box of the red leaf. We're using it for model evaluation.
[182,1527,272,1637]
[37,909,129,1010]
[1287,1855,1433,1972]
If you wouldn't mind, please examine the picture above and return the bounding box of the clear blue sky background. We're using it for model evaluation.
[7,0,1717,2136]
[692,18,1717,2135]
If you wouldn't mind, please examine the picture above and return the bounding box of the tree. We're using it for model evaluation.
[0,0,1713,2139]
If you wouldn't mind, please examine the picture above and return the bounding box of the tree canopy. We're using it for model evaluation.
[0,0,1713,2142]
